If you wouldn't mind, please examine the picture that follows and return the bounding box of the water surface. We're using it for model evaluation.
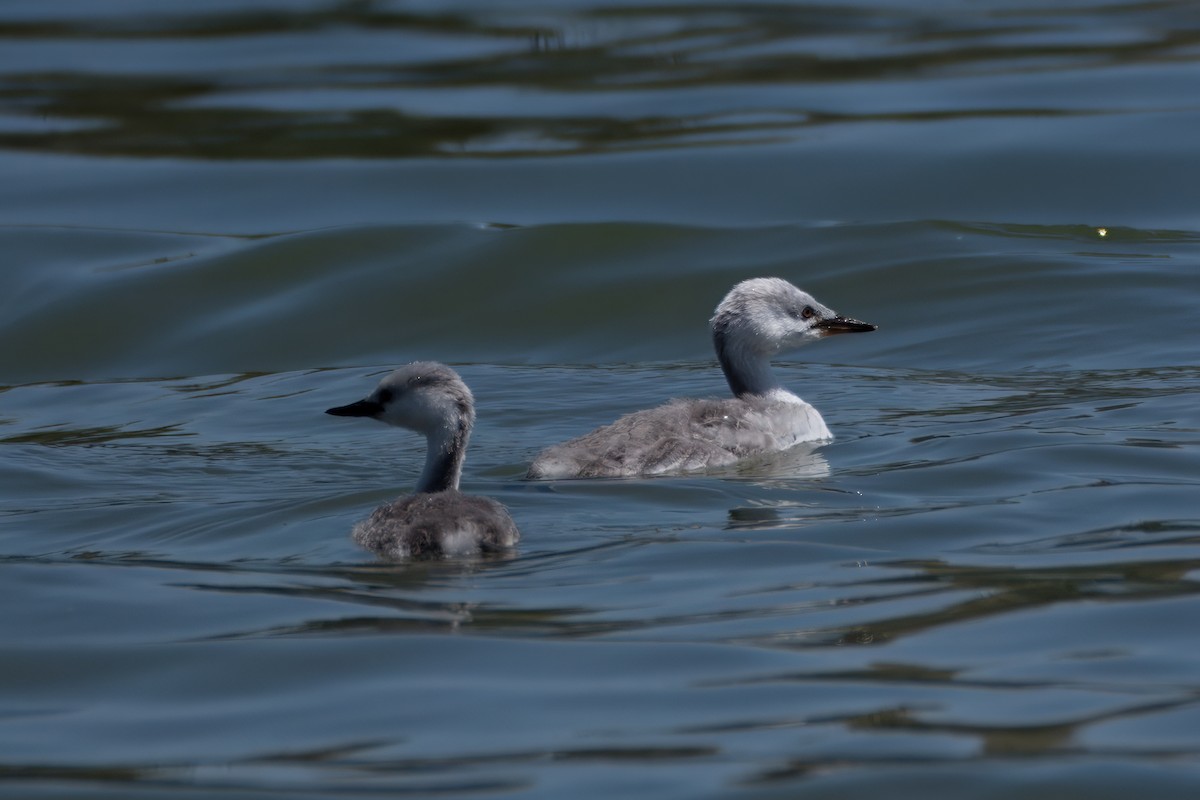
[1,2,1199,798]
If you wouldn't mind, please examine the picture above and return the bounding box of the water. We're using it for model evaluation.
[1,2,1199,798]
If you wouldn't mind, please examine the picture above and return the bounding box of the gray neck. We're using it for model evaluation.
[415,417,470,493]
[713,327,782,398]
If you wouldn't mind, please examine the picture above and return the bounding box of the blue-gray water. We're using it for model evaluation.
[2,2,1199,798]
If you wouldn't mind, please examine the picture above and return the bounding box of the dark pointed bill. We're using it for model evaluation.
[815,315,877,336]
[326,399,384,417]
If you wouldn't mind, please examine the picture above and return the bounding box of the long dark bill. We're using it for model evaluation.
[815,315,877,336]
[325,399,383,417]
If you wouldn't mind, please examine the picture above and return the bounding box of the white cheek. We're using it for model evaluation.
[762,320,793,341]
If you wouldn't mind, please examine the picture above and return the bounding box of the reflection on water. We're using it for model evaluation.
[815,557,1200,649]
[3,3,1199,159]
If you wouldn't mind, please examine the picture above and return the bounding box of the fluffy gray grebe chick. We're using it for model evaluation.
[527,278,876,479]
[327,362,519,559]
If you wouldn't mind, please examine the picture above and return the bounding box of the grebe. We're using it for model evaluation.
[527,278,875,479]
[327,362,519,558]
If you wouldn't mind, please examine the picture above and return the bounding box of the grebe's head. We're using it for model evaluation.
[326,361,474,435]
[710,277,875,355]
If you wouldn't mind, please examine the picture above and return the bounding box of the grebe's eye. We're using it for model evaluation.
[801,306,816,320]
[377,388,394,404]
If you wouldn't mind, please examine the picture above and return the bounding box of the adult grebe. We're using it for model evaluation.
[327,362,519,558]
[527,278,876,479]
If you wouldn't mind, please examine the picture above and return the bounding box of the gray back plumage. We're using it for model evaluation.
[527,395,826,479]
[352,490,520,559]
